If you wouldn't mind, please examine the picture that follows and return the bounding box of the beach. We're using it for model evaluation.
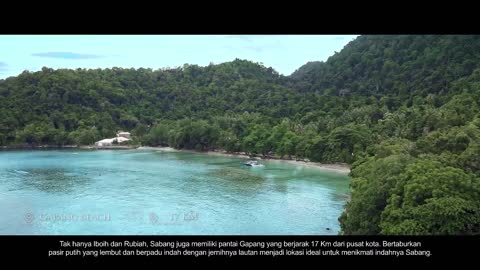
[141,146,351,175]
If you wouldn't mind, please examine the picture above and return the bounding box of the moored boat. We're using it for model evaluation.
[244,160,263,167]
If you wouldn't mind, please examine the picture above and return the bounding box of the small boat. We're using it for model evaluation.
[244,160,263,167]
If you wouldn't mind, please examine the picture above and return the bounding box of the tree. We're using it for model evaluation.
[68,127,100,145]
[380,159,480,235]
[339,153,415,234]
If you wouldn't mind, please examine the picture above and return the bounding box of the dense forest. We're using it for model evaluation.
[1,35,479,235]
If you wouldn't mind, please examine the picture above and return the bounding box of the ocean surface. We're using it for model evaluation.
[0,149,349,235]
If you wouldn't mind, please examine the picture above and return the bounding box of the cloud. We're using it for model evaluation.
[222,44,266,53]
[31,52,105,59]
[243,45,266,52]
[224,36,282,53]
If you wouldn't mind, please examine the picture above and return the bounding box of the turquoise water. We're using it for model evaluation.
[0,149,350,235]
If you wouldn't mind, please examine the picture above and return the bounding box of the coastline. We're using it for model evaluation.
[269,159,350,174]
[143,146,351,175]
[0,144,139,150]
[0,145,79,149]
[207,150,350,175]
[79,145,138,150]
[0,145,350,174]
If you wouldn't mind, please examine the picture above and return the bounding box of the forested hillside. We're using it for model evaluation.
[290,35,480,235]
[1,35,479,234]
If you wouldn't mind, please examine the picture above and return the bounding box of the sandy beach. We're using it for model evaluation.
[206,150,350,174]
[0,144,350,174]
[143,147,350,175]
[269,159,350,174]
[137,146,178,152]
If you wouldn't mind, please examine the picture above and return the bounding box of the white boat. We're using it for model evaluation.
[244,160,263,167]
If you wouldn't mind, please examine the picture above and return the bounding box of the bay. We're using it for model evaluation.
[0,149,349,235]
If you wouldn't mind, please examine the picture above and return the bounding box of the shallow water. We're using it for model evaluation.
[0,149,349,235]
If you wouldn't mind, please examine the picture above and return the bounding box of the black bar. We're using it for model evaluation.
[0,235,477,264]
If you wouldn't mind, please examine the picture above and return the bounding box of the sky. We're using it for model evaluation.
[0,35,358,79]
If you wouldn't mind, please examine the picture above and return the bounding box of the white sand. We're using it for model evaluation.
[205,150,350,174]
[137,146,178,152]
[271,159,350,174]
[137,147,350,174]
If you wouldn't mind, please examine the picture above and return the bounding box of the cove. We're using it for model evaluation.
[0,149,350,235]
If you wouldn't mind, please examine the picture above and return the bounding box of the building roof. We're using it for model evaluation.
[116,137,130,143]
[95,137,130,144]
[97,138,114,144]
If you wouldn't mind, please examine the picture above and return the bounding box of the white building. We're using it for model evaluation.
[116,131,131,139]
[95,135,131,147]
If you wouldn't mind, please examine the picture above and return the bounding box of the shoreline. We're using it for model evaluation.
[144,146,351,175]
[0,144,139,150]
[206,150,350,175]
[0,145,350,174]
[0,145,79,149]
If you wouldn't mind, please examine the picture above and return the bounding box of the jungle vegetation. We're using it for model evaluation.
[1,35,479,234]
